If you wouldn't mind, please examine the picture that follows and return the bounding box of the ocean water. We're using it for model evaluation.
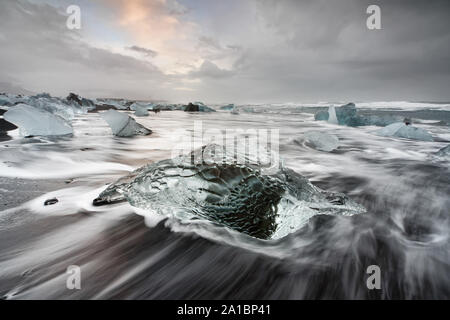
[0,103,449,299]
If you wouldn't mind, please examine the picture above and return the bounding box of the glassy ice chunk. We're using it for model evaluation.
[101,110,151,137]
[4,104,73,136]
[375,122,433,141]
[301,131,340,152]
[93,144,365,240]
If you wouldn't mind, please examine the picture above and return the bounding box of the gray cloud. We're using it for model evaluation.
[198,36,223,51]
[0,0,449,103]
[126,45,158,58]
[195,36,243,64]
[185,0,450,103]
[189,60,234,79]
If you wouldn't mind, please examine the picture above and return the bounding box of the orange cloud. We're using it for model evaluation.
[102,0,199,73]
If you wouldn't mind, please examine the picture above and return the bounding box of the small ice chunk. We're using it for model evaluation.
[134,105,149,117]
[4,104,73,136]
[101,110,151,137]
[375,122,433,141]
[301,131,340,152]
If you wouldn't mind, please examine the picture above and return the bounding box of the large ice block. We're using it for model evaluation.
[93,144,365,240]
[4,104,73,136]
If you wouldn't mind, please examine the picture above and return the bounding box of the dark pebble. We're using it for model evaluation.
[44,198,59,206]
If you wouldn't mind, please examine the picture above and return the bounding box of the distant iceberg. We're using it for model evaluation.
[4,104,73,136]
[315,103,399,127]
[27,98,77,121]
[129,102,152,112]
[220,104,235,111]
[65,92,95,108]
[101,110,151,137]
[314,103,357,125]
[184,102,215,112]
[96,99,128,110]
[134,105,149,117]
[375,122,433,141]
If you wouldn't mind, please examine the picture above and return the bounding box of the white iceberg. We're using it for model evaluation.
[375,122,433,141]
[101,110,151,137]
[300,131,340,152]
[4,104,73,136]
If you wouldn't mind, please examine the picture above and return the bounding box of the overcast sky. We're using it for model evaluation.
[0,0,449,103]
